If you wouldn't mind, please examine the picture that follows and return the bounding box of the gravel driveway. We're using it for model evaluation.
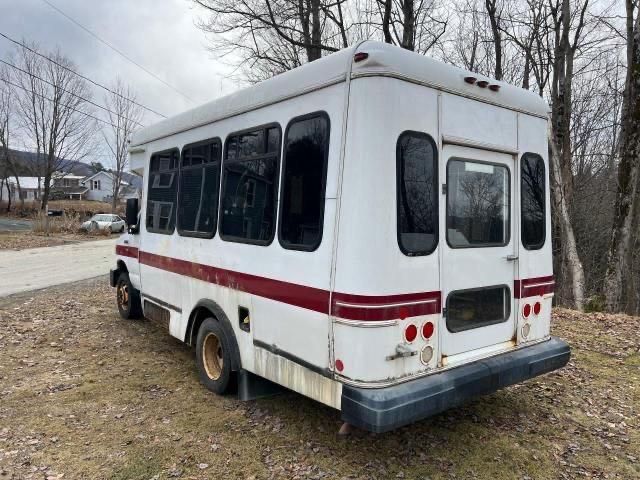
[0,238,117,297]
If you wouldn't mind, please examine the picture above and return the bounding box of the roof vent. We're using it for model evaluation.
[489,84,501,92]
[464,76,477,84]
[476,80,489,88]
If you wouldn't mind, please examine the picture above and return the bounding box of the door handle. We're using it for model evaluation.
[505,254,518,261]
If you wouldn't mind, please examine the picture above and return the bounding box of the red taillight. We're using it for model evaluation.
[422,321,434,340]
[404,324,418,343]
[353,52,369,62]
[523,303,531,318]
[476,80,489,88]
[335,359,344,372]
[533,302,541,315]
[464,76,477,84]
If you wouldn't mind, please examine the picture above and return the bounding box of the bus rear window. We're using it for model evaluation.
[521,153,545,250]
[446,285,510,332]
[396,132,438,256]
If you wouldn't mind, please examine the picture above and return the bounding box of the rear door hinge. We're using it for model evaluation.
[441,183,447,194]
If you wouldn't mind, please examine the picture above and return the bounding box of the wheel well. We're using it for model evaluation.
[186,301,241,371]
[187,306,211,346]
[117,260,128,274]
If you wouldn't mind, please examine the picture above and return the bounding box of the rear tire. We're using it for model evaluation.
[196,318,234,394]
[116,272,142,320]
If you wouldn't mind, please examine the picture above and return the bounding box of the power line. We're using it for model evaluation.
[4,77,123,130]
[40,0,196,104]
[0,58,146,128]
[0,31,167,119]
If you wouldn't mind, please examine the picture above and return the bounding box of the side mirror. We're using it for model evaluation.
[125,198,139,233]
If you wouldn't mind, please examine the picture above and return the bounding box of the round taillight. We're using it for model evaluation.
[523,303,531,318]
[404,324,418,343]
[335,359,344,372]
[421,346,434,364]
[533,302,541,315]
[422,321,434,340]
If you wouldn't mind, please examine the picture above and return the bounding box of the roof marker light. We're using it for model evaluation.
[464,76,477,84]
[476,80,489,88]
[353,52,369,63]
[489,84,501,92]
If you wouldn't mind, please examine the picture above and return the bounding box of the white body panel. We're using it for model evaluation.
[116,42,553,408]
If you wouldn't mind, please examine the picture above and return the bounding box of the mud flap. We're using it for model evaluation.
[237,369,286,401]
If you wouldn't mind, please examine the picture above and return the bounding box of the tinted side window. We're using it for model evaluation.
[220,125,280,244]
[521,153,545,249]
[279,113,330,250]
[146,149,179,234]
[178,139,221,237]
[397,132,438,256]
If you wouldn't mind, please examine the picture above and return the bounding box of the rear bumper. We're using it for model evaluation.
[341,336,570,433]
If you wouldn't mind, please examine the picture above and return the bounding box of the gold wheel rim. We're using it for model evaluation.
[117,283,129,309]
[203,333,224,380]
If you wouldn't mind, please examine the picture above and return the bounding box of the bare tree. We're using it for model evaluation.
[193,0,354,81]
[485,0,504,79]
[0,66,24,208]
[103,79,143,212]
[10,43,96,219]
[604,0,640,312]
[375,0,449,52]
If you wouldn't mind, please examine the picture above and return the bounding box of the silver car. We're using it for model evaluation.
[81,214,126,233]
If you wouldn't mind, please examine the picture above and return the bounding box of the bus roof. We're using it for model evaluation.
[130,41,549,147]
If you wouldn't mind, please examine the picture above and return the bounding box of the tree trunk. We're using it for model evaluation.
[549,122,585,310]
[485,0,503,80]
[401,0,415,51]
[604,4,640,312]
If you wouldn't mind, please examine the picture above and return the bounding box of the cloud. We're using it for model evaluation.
[1,0,238,138]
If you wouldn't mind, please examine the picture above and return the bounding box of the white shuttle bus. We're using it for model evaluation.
[111,41,570,432]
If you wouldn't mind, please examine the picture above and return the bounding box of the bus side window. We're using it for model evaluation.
[396,131,438,256]
[178,138,222,238]
[521,153,545,250]
[219,124,281,245]
[147,149,179,234]
[279,112,330,251]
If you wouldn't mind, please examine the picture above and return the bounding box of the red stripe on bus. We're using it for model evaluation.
[139,251,331,315]
[115,245,139,259]
[514,275,554,298]
[331,291,441,321]
[124,250,441,320]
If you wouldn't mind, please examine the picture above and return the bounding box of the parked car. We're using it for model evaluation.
[81,214,125,233]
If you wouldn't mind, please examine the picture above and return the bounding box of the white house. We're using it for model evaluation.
[81,171,140,203]
[0,177,40,203]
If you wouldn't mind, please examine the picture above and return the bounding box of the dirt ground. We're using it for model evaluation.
[0,232,111,251]
[0,278,638,480]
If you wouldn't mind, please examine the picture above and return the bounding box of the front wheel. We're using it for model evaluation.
[116,272,142,320]
[196,318,234,394]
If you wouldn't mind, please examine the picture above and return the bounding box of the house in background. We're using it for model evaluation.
[80,171,142,203]
[0,177,40,203]
[51,173,89,200]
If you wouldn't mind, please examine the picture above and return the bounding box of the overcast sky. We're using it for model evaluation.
[1,0,239,160]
